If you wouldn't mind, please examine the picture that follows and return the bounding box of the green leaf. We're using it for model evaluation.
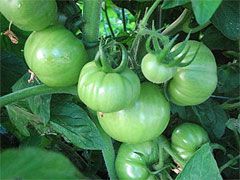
[176,143,222,180]
[162,0,190,9]
[88,109,118,180]
[192,99,228,139]
[191,0,222,25]
[216,63,240,97]
[0,51,27,95]
[211,0,240,40]
[5,103,49,136]
[1,147,85,179]
[202,26,239,51]
[12,74,51,125]
[226,114,240,134]
[50,102,104,150]
[5,104,31,137]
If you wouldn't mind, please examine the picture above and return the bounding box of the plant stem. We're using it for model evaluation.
[139,0,162,28]
[103,2,115,38]
[234,130,240,151]
[220,101,240,110]
[162,9,192,36]
[122,8,127,32]
[82,0,102,47]
[183,21,211,34]
[219,155,240,173]
[0,85,77,108]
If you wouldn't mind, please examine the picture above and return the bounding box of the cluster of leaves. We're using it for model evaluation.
[0,0,239,179]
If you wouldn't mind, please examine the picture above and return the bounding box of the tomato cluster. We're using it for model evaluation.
[1,1,217,179]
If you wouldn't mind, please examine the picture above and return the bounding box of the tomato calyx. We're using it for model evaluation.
[145,31,200,68]
[95,41,128,73]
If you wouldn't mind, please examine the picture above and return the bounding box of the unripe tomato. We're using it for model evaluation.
[0,0,57,31]
[116,140,158,180]
[115,136,170,180]
[141,53,177,83]
[171,123,209,161]
[168,41,217,106]
[24,26,88,87]
[78,53,140,113]
[97,82,170,143]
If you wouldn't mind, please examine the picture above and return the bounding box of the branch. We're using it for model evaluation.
[0,85,77,108]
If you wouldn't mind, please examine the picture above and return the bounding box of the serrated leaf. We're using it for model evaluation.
[211,0,240,40]
[176,143,222,180]
[5,104,31,137]
[192,99,228,139]
[1,147,85,179]
[5,103,49,136]
[12,73,51,124]
[191,0,222,25]
[50,102,103,150]
[162,0,190,9]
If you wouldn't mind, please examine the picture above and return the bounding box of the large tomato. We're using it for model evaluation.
[97,82,170,143]
[24,25,88,87]
[171,123,209,161]
[0,0,57,31]
[78,45,140,113]
[168,41,217,106]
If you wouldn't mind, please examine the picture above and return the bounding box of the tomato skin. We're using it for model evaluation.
[0,0,57,31]
[24,26,88,87]
[141,53,177,84]
[116,140,158,180]
[171,123,209,161]
[97,82,170,143]
[78,62,140,113]
[116,136,169,180]
[168,41,217,106]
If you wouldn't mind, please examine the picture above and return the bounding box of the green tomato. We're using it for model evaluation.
[24,25,88,87]
[97,82,170,143]
[115,136,169,180]
[168,41,217,106]
[141,53,177,83]
[0,0,57,31]
[171,123,209,161]
[78,61,140,113]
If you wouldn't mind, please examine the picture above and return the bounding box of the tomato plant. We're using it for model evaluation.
[24,25,88,87]
[0,0,239,179]
[0,0,57,31]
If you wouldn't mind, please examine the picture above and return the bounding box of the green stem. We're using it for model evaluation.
[183,21,211,34]
[220,101,240,110]
[103,2,115,37]
[122,8,127,32]
[82,0,102,47]
[139,0,162,28]
[219,155,240,173]
[234,130,240,151]
[162,9,192,36]
[163,145,186,167]
[88,110,117,180]
[0,85,77,108]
